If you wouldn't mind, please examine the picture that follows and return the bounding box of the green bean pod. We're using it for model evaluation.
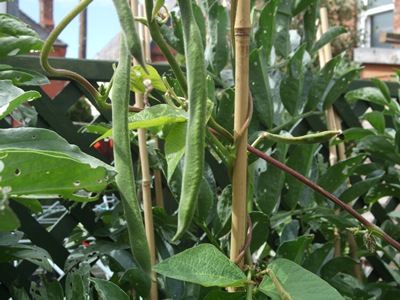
[264,130,342,144]
[172,0,207,241]
[112,0,146,70]
[112,35,152,284]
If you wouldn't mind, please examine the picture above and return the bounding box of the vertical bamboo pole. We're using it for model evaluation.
[130,1,158,298]
[319,8,361,282]
[79,0,87,59]
[229,0,250,271]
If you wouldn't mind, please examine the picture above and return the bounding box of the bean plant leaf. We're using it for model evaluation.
[212,184,232,237]
[89,278,129,300]
[0,128,115,175]
[356,136,400,164]
[362,111,385,134]
[130,65,167,93]
[292,0,313,16]
[339,173,384,203]
[119,267,152,299]
[307,53,343,110]
[371,78,392,103]
[250,47,274,129]
[276,235,314,264]
[30,279,64,300]
[311,26,347,54]
[283,144,317,210]
[316,154,365,202]
[303,0,318,52]
[0,65,49,86]
[0,13,44,58]
[196,177,214,222]
[274,0,292,58]
[0,149,110,202]
[253,0,279,60]
[323,68,362,110]
[259,258,344,300]
[365,183,400,204]
[254,143,288,215]
[93,104,187,144]
[153,244,247,288]
[0,201,20,231]
[0,244,53,271]
[205,1,228,75]
[280,44,307,116]
[165,122,186,182]
[346,87,400,115]
[0,80,41,120]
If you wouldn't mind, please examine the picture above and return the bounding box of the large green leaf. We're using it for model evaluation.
[1,149,110,202]
[119,267,152,299]
[89,278,129,300]
[282,144,317,209]
[356,136,400,164]
[371,77,392,103]
[0,128,115,175]
[0,243,53,271]
[250,48,274,129]
[323,68,362,110]
[362,111,385,134]
[0,80,41,120]
[365,183,400,204]
[274,0,292,58]
[346,87,400,115]
[196,177,214,222]
[0,200,20,231]
[206,1,228,75]
[153,244,247,288]
[93,104,187,144]
[307,53,343,110]
[254,143,288,215]
[339,172,384,203]
[280,44,307,116]
[302,242,334,275]
[212,184,232,237]
[259,258,344,300]
[311,26,347,54]
[303,0,319,52]
[253,0,279,60]
[276,235,314,264]
[30,280,64,300]
[0,13,44,58]
[165,122,186,182]
[316,154,365,202]
[0,65,49,86]
[130,65,167,93]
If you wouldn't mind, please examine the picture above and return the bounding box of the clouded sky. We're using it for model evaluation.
[19,0,120,59]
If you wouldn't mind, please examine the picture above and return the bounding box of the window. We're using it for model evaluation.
[359,0,394,48]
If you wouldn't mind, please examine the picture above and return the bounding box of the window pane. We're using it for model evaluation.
[368,0,393,9]
[371,11,394,48]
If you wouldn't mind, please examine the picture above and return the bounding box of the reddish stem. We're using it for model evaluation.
[208,127,400,252]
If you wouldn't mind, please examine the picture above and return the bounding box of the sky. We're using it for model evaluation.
[19,0,121,59]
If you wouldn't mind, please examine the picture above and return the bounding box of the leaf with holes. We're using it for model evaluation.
[0,149,110,202]
[0,243,53,271]
[0,128,115,177]
[153,244,247,287]
[0,65,49,86]
[0,80,41,120]
[0,13,44,58]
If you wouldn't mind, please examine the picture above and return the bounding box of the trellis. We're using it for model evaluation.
[0,55,399,298]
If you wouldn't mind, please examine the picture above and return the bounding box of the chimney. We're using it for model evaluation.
[39,0,54,32]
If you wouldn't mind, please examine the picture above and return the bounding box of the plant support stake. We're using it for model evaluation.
[230,0,251,271]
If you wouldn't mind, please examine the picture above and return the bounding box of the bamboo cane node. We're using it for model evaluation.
[142,179,152,188]
[234,28,251,36]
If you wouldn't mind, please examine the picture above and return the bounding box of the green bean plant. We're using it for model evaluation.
[1,0,400,299]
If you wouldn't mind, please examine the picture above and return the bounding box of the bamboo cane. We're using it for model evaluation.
[319,7,362,282]
[130,1,158,298]
[229,0,251,273]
